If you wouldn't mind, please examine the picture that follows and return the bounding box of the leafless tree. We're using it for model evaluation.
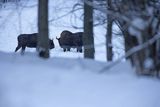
[37,0,49,58]
[106,0,113,61]
[86,0,160,76]
[83,0,95,59]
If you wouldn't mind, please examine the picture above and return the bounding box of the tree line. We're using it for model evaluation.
[14,0,160,77]
[93,0,160,76]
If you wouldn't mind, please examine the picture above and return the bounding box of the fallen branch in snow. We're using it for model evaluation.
[99,33,160,73]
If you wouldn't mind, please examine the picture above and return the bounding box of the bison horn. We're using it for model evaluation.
[56,36,59,40]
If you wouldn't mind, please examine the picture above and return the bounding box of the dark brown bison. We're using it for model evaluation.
[15,33,55,54]
[56,30,73,52]
[56,30,83,52]
[72,32,83,52]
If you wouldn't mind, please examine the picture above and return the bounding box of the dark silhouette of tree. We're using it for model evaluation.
[83,0,95,59]
[106,0,113,61]
[37,0,49,58]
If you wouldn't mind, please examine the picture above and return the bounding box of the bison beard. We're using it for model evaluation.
[56,30,83,53]
[15,33,55,54]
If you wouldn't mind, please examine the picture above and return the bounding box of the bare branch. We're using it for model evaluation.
[100,32,160,73]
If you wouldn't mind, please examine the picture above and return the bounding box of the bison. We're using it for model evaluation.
[56,30,73,52]
[15,33,55,54]
[56,30,83,53]
[72,32,83,52]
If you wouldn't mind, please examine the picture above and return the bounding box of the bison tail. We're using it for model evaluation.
[15,45,21,52]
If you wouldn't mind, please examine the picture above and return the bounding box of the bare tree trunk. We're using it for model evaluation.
[83,0,95,59]
[37,0,49,58]
[117,0,160,76]
[106,0,113,61]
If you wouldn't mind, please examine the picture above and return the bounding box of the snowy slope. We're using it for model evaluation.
[0,51,160,107]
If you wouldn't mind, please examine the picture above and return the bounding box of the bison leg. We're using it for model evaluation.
[77,47,82,53]
[63,48,66,52]
[15,44,21,52]
[67,48,70,51]
[21,46,26,55]
[79,48,82,53]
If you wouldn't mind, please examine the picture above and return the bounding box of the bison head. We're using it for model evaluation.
[49,39,55,49]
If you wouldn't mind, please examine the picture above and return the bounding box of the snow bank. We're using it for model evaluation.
[0,51,160,107]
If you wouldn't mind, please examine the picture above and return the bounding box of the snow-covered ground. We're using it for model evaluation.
[0,51,160,107]
[0,1,160,107]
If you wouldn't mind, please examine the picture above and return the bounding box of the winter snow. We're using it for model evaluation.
[0,0,160,107]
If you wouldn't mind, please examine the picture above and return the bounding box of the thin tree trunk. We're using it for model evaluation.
[83,0,95,59]
[106,0,113,61]
[37,0,49,58]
